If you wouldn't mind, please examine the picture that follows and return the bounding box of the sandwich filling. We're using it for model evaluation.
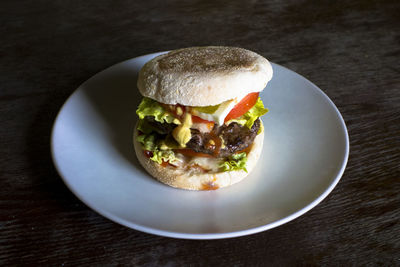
[136,92,268,174]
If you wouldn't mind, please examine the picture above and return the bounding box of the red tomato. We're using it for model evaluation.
[191,115,215,131]
[175,149,214,158]
[224,92,259,122]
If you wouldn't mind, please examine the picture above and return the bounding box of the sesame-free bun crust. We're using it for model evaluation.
[137,46,273,106]
[133,121,264,190]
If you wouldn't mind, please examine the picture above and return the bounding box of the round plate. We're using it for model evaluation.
[51,52,349,239]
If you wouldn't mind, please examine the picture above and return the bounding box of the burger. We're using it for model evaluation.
[133,46,273,190]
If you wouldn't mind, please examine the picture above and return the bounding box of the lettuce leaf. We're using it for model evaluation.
[136,97,176,124]
[219,152,248,172]
[226,97,268,129]
[150,150,177,164]
[136,132,178,164]
[136,133,156,151]
[192,103,220,114]
[137,119,156,134]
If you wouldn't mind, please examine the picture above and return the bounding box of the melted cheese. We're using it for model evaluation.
[189,157,221,172]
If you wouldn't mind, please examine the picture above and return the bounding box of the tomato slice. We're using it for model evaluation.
[192,115,215,131]
[175,149,213,158]
[224,92,259,122]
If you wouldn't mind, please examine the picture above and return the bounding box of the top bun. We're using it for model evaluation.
[137,46,273,106]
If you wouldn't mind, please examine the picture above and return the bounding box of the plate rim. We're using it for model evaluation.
[50,52,350,239]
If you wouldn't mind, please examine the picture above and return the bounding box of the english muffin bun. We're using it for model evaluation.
[137,46,273,106]
[134,46,272,191]
[134,121,264,190]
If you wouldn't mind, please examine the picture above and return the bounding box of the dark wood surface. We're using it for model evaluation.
[1,0,399,265]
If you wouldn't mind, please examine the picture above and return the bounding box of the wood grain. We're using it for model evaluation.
[1,0,399,265]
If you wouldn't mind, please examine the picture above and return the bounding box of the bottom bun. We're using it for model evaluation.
[133,122,264,190]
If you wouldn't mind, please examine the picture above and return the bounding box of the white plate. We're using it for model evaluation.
[51,52,349,239]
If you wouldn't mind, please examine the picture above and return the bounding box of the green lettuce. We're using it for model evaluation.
[150,150,177,164]
[137,132,178,164]
[226,97,268,129]
[137,119,156,134]
[219,152,248,172]
[192,103,220,114]
[136,133,156,151]
[136,97,176,124]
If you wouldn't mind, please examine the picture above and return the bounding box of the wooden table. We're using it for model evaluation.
[1,0,399,265]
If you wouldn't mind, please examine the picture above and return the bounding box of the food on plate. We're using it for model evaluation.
[133,46,273,190]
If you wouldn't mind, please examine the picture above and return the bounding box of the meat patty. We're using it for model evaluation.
[145,116,260,157]
[187,119,260,157]
[143,116,260,157]
[144,116,176,134]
